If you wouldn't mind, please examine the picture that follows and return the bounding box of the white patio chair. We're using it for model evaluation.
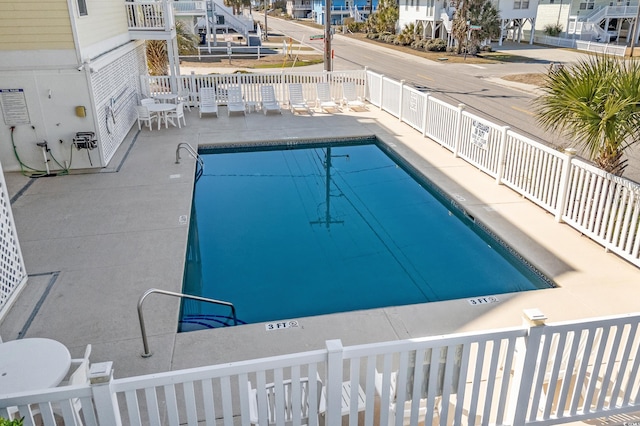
[178,87,192,111]
[532,328,603,415]
[135,105,158,131]
[199,87,218,118]
[288,83,312,115]
[227,86,246,116]
[247,375,323,425]
[315,82,339,113]
[260,85,282,115]
[341,81,366,111]
[140,98,157,106]
[167,102,187,128]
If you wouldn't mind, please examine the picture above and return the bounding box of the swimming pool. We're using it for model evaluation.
[180,138,554,330]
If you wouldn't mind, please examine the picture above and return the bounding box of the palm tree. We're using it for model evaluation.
[146,21,198,76]
[534,56,640,176]
[366,0,399,34]
[451,0,500,54]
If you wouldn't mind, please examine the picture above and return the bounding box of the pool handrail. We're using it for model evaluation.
[137,288,238,357]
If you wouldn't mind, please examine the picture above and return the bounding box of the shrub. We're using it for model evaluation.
[425,38,447,52]
[544,23,563,37]
[347,21,366,32]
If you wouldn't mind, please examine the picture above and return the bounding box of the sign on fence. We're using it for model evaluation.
[470,120,490,149]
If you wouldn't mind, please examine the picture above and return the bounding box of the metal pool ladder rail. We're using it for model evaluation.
[137,288,237,357]
[175,142,204,169]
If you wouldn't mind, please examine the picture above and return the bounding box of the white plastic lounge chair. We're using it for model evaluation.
[135,105,158,131]
[315,82,339,113]
[341,81,366,111]
[288,83,312,115]
[247,375,323,425]
[260,85,282,115]
[375,347,462,426]
[199,87,218,118]
[530,328,603,415]
[167,102,187,128]
[227,86,246,116]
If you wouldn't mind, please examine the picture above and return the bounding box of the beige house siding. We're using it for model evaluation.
[0,0,74,50]
[75,0,129,50]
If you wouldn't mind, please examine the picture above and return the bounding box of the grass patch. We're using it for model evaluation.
[501,73,548,86]
[252,58,325,68]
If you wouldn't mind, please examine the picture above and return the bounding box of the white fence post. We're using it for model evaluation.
[89,362,122,426]
[398,80,405,121]
[379,75,384,110]
[363,66,369,101]
[453,103,466,158]
[510,309,547,425]
[496,126,510,185]
[555,148,577,223]
[422,93,431,137]
[325,339,344,426]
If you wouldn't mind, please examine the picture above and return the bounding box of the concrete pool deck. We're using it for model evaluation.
[1,103,639,423]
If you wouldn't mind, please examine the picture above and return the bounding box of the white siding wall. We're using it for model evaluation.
[0,69,93,171]
[0,42,146,172]
[75,0,130,49]
[534,3,571,31]
[91,43,147,165]
[398,0,442,32]
[498,0,540,19]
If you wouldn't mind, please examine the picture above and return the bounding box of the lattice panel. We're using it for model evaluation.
[0,167,26,315]
[92,44,148,164]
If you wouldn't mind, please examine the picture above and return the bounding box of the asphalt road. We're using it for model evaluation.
[266,18,640,183]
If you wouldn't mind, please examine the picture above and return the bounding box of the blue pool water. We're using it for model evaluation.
[180,138,554,330]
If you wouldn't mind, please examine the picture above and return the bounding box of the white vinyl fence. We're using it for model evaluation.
[0,160,27,321]
[365,70,640,268]
[3,310,640,425]
[141,70,366,112]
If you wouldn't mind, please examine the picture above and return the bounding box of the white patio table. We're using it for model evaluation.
[0,338,71,394]
[146,103,176,129]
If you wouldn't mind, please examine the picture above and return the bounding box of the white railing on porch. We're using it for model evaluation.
[126,0,175,32]
[3,310,640,425]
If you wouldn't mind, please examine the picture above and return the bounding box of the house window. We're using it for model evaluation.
[521,0,529,7]
[77,0,88,15]
[513,0,521,8]
[578,1,594,9]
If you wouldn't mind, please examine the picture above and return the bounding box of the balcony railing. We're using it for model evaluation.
[3,309,640,425]
[126,0,175,31]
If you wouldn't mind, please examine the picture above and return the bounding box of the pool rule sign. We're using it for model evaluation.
[470,119,490,150]
[1,89,31,125]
